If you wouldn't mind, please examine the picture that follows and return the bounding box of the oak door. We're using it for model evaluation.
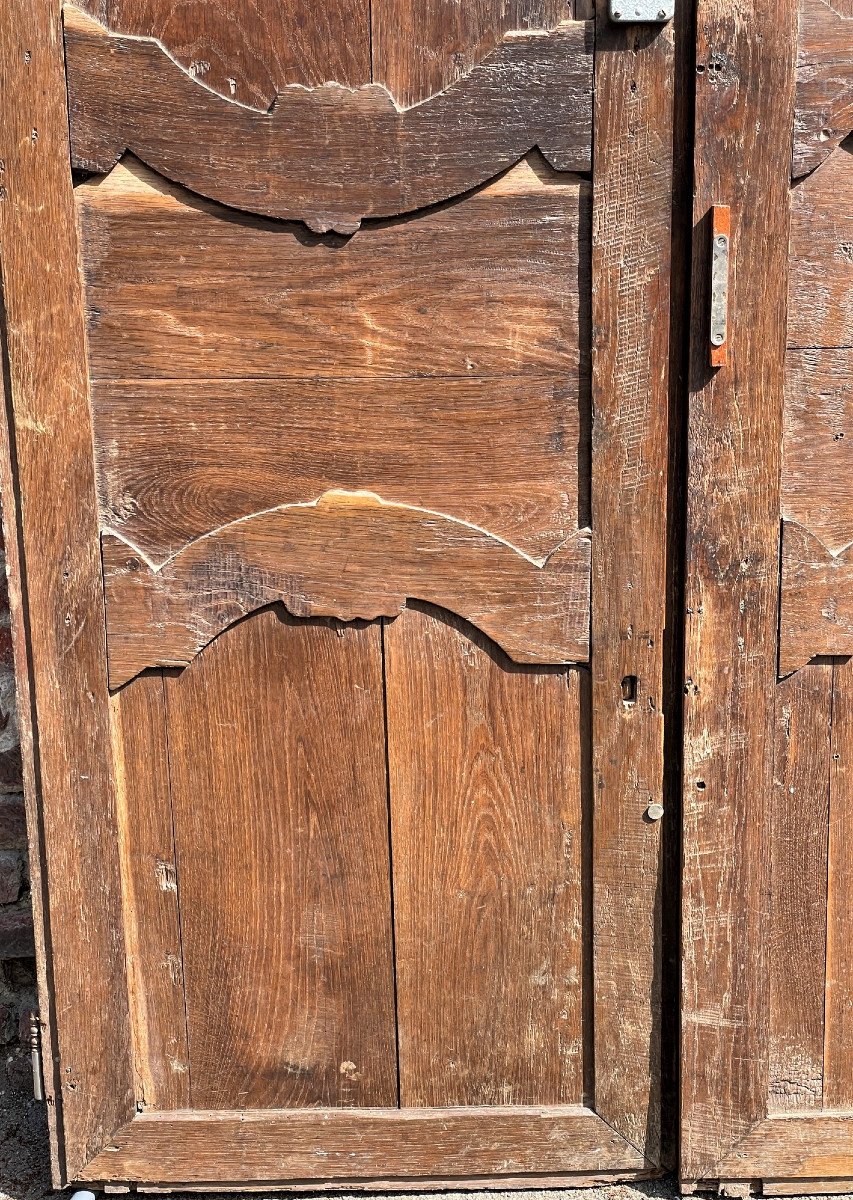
[0,0,679,1189]
[682,0,853,1191]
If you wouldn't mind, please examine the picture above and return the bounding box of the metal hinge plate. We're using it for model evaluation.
[609,0,674,21]
[29,1012,44,1102]
[710,204,731,367]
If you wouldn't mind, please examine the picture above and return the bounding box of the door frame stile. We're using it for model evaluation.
[590,4,676,1165]
[0,0,135,1183]
[681,0,801,1185]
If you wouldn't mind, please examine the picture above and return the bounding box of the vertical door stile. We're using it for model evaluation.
[682,0,800,1182]
[590,4,676,1163]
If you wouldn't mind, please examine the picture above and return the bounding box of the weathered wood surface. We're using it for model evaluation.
[65,7,593,232]
[825,655,853,1110]
[769,666,831,1112]
[372,0,575,108]
[164,611,398,1110]
[78,156,588,379]
[787,141,853,352]
[92,376,582,567]
[102,492,591,687]
[78,0,371,109]
[384,606,585,1107]
[779,522,853,675]
[681,0,799,1180]
[718,1114,853,1178]
[79,1106,645,1185]
[111,675,189,1110]
[783,350,853,556]
[589,9,674,1161]
[0,0,135,1182]
[793,0,853,177]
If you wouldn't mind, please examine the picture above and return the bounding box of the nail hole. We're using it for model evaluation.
[696,780,707,790]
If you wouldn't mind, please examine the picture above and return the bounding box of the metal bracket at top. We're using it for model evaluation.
[609,0,674,21]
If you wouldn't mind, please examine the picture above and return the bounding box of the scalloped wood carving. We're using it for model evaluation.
[780,521,853,674]
[64,5,593,232]
[794,0,853,177]
[102,490,592,687]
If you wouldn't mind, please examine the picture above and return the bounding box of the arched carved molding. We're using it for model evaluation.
[779,521,853,675]
[64,6,593,232]
[794,0,853,177]
[102,490,592,687]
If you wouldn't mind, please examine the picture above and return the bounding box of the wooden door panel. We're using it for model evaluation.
[682,0,853,1189]
[65,10,593,230]
[0,0,679,1187]
[72,0,371,108]
[162,612,398,1110]
[371,0,576,108]
[385,605,587,1108]
[111,673,190,1110]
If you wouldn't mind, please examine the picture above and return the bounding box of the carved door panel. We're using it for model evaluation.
[0,0,679,1189]
[682,0,853,1192]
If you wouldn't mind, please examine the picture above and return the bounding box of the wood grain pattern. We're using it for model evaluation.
[65,8,593,232]
[77,156,589,382]
[825,655,853,1109]
[111,674,189,1110]
[78,1106,645,1185]
[0,0,135,1181]
[163,610,398,1110]
[384,606,586,1107]
[681,0,799,1179]
[589,10,675,1160]
[783,350,853,556]
[718,1113,853,1178]
[769,666,832,1112]
[97,0,371,109]
[779,522,853,674]
[91,376,583,567]
[372,0,575,108]
[787,141,853,351]
[793,0,853,177]
[102,492,592,687]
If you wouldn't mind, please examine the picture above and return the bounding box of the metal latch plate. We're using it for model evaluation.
[609,0,674,21]
[709,204,731,367]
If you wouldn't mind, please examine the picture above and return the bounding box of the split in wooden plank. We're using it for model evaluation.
[779,522,853,675]
[793,0,853,177]
[162,610,398,1110]
[768,665,832,1111]
[384,605,586,1107]
[102,490,592,687]
[65,7,593,231]
[78,1106,647,1185]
